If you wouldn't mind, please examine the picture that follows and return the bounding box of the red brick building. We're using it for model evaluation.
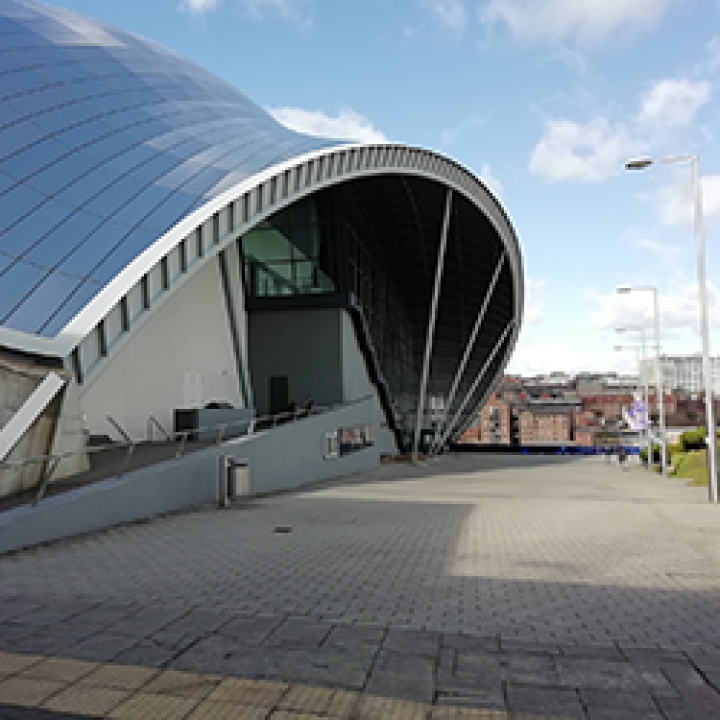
[518,407,574,444]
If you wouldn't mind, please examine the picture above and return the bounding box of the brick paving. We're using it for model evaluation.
[1,453,720,718]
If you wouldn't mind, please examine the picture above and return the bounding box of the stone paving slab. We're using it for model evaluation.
[0,650,571,719]
[2,454,720,717]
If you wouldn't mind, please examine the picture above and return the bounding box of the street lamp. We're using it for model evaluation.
[625,155,718,503]
[615,328,651,466]
[616,287,667,477]
[613,338,652,469]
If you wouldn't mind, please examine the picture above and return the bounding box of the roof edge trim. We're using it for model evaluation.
[1,142,523,360]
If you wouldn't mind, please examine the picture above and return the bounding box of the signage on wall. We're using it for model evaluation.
[323,424,374,460]
[323,431,339,459]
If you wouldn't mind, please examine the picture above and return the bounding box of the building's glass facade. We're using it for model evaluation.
[241,178,516,448]
[0,0,336,338]
[0,2,522,451]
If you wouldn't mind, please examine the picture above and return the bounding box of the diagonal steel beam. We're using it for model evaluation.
[412,189,453,461]
[428,253,506,456]
[435,321,514,451]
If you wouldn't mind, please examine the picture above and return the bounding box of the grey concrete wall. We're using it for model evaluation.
[340,311,375,402]
[0,397,381,555]
[248,308,344,414]
[0,356,87,498]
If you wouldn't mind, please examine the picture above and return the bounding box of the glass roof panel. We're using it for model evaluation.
[0,0,340,337]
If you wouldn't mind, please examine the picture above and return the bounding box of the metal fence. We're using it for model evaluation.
[1,399,365,509]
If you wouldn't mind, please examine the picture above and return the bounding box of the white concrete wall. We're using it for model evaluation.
[81,257,244,440]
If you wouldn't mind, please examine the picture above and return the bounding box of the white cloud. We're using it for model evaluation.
[479,163,503,198]
[440,116,486,146]
[553,46,587,75]
[423,0,468,33]
[630,237,682,266]
[245,0,295,17]
[529,118,643,183]
[529,75,711,185]
[506,339,617,375]
[658,174,720,227]
[523,277,546,324]
[708,36,720,72]
[269,107,388,143]
[481,0,674,45]
[588,282,720,336]
[179,0,218,13]
[638,79,711,131]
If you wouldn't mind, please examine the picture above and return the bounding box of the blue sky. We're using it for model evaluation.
[52,0,720,376]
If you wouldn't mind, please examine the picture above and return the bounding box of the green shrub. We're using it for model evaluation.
[667,442,682,462]
[681,428,707,452]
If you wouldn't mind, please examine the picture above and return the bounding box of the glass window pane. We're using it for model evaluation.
[24,209,104,269]
[143,192,196,234]
[0,119,47,159]
[0,260,46,321]
[38,279,102,337]
[2,198,71,258]
[0,136,69,180]
[81,175,146,217]
[52,163,121,207]
[0,252,16,274]
[3,270,80,334]
[90,224,158,283]
[56,220,128,277]
[0,183,46,232]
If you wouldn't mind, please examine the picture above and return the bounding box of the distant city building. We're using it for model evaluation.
[518,406,574,444]
[640,354,720,395]
[462,370,689,447]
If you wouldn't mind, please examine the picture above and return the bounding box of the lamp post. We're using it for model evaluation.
[614,339,650,464]
[616,287,667,477]
[625,155,717,503]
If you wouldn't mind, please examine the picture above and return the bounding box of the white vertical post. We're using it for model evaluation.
[652,290,668,478]
[691,158,718,502]
[640,329,651,467]
[428,254,505,457]
[412,189,452,462]
[435,322,514,452]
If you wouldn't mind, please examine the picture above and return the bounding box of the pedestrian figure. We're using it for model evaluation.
[618,446,627,471]
[304,395,315,417]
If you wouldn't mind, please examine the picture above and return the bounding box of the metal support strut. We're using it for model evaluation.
[412,189,452,462]
[435,322,514,452]
[428,254,505,457]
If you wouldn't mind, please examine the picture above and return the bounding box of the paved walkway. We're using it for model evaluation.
[1,454,720,718]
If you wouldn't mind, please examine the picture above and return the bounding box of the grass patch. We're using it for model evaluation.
[670,448,714,487]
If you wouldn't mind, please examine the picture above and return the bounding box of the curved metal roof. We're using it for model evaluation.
[0,2,524,444]
[0,0,337,339]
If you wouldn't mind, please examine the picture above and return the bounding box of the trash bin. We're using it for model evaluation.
[218,456,250,507]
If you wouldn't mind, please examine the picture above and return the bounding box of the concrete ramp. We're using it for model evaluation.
[0,395,387,555]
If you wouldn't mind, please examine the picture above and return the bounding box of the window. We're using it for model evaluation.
[161,256,169,290]
[179,239,187,272]
[227,202,235,232]
[196,226,204,258]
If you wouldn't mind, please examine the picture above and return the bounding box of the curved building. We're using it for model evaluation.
[0,0,523,494]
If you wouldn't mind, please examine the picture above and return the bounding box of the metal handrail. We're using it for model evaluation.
[0,393,374,480]
[147,415,171,442]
